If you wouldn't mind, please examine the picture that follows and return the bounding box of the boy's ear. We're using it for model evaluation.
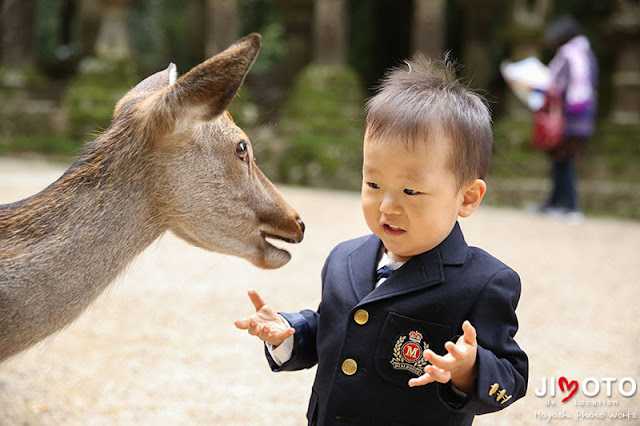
[458,179,487,218]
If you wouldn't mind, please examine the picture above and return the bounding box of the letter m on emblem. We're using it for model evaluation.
[403,343,420,361]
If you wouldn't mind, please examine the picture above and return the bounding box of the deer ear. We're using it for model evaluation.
[115,63,178,116]
[155,33,261,134]
[133,63,178,93]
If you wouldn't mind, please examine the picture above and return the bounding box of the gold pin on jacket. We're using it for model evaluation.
[489,383,499,396]
[488,383,512,404]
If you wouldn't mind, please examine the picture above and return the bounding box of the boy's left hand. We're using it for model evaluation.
[408,320,478,393]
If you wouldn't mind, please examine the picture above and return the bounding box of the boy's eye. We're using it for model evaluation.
[367,182,380,189]
[404,189,420,195]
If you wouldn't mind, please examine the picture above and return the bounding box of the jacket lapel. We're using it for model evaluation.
[358,249,445,305]
[347,234,382,301]
[356,222,468,306]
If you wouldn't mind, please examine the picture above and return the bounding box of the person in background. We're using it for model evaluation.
[537,15,598,220]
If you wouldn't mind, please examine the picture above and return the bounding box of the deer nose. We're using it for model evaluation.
[296,217,306,235]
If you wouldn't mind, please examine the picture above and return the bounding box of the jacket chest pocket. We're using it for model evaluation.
[374,312,452,387]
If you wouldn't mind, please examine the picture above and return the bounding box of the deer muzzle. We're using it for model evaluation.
[259,217,305,244]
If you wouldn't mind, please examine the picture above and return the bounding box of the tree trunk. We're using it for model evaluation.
[77,0,103,57]
[205,0,239,56]
[608,1,640,124]
[187,0,206,64]
[412,0,445,59]
[274,0,314,85]
[314,0,346,65]
[94,0,135,61]
[0,0,35,67]
[503,0,550,119]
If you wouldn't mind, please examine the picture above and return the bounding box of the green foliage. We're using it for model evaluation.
[130,0,196,72]
[0,107,52,140]
[589,122,640,183]
[0,67,48,90]
[491,119,548,178]
[274,65,366,190]
[492,118,640,182]
[490,118,640,219]
[227,85,260,129]
[63,60,139,140]
[0,134,79,156]
[239,0,288,74]
[34,0,66,60]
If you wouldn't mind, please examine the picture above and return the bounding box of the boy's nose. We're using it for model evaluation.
[379,194,402,215]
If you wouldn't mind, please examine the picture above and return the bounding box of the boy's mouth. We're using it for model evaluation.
[383,223,406,236]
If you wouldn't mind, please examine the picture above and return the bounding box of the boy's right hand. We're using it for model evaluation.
[234,289,295,347]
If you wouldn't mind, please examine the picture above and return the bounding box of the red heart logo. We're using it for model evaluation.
[559,376,578,402]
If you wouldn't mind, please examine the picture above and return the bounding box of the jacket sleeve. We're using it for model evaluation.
[438,267,529,414]
[265,243,342,372]
[265,307,320,371]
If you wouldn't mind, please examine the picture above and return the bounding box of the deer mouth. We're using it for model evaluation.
[255,230,298,269]
[259,230,300,245]
[255,220,304,268]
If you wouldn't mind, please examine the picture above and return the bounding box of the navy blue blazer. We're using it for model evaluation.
[267,222,528,425]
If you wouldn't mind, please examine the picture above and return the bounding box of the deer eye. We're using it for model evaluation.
[235,141,250,162]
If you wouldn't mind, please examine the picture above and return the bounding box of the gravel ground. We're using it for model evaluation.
[0,156,639,425]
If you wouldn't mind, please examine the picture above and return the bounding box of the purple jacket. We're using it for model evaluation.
[548,35,598,138]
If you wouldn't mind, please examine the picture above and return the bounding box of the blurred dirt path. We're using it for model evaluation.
[1,156,639,425]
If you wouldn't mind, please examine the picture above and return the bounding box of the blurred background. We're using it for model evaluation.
[0,0,638,219]
[1,2,639,424]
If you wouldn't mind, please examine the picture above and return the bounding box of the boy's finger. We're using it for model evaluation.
[445,340,469,360]
[408,372,433,387]
[424,365,452,384]
[247,318,263,335]
[260,324,271,337]
[462,320,477,346]
[248,289,267,312]
[423,349,452,370]
[259,324,271,339]
[233,319,249,330]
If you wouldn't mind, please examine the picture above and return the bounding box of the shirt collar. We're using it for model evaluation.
[376,249,405,271]
[376,221,468,270]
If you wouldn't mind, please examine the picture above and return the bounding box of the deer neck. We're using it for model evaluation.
[0,132,164,359]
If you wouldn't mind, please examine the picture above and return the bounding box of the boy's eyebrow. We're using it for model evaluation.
[399,165,428,181]
[364,164,430,185]
[362,164,379,174]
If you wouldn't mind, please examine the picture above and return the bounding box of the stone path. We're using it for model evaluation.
[0,156,639,425]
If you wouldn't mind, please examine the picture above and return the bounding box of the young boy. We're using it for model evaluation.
[235,57,528,425]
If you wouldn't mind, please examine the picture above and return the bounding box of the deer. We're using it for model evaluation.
[0,33,305,362]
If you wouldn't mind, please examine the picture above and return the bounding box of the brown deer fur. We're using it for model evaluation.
[0,34,304,362]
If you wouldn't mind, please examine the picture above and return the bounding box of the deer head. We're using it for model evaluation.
[115,33,304,269]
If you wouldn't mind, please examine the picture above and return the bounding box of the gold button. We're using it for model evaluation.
[354,309,369,325]
[341,359,357,375]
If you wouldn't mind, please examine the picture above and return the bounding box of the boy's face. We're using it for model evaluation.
[361,133,465,263]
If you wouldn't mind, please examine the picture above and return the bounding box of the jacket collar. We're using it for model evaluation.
[348,222,468,305]
[437,221,468,266]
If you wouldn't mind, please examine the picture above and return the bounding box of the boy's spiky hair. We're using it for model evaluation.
[365,55,493,189]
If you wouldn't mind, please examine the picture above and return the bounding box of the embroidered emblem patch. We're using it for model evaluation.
[390,330,429,376]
